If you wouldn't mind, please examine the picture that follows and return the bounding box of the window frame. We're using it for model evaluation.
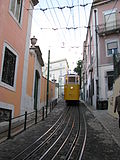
[9,0,24,26]
[105,39,119,57]
[103,9,117,30]
[0,42,18,91]
[107,71,114,91]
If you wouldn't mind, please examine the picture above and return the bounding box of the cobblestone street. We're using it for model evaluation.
[0,99,120,160]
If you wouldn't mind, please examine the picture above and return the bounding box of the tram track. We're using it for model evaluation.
[12,103,87,160]
[12,105,71,160]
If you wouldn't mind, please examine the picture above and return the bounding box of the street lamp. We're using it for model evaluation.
[30,36,37,48]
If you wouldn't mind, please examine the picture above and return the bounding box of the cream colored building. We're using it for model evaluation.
[43,59,69,96]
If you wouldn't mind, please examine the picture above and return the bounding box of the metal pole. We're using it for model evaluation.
[94,10,99,109]
[46,50,50,117]
[35,109,37,124]
[42,106,44,120]
[24,111,27,130]
[8,110,12,139]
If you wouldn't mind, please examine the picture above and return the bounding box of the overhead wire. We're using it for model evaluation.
[65,0,76,45]
[55,0,68,25]
[49,0,67,41]
[39,26,85,30]
[26,0,93,53]
[82,0,88,26]
[77,0,81,45]
[37,3,53,28]
[45,0,64,44]
[71,0,76,41]
[30,3,92,11]
[45,0,58,29]
[21,0,91,57]
[55,0,71,44]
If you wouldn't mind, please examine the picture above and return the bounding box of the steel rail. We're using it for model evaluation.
[23,112,71,160]
[51,118,75,160]
[39,115,73,160]
[67,105,87,160]
[79,112,87,160]
[37,106,78,160]
[12,106,70,160]
[65,105,81,160]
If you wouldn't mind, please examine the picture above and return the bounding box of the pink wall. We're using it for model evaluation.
[0,0,30,116]
[97,1,120,25]
[96,1,120,65]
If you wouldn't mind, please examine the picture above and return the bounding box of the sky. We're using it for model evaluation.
[31,0,93,72]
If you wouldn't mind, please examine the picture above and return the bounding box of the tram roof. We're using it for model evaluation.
[64,74,79,77]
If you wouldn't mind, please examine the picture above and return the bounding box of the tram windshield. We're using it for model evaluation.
[68,77,75,83]
[64,75,80,84]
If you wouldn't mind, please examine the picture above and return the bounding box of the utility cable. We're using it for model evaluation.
[29,3,92,11]
[49,0,67,41]
[71,0,76,41]
[55,0,71,41]
[82,0,88,26]
[77,0,81,45]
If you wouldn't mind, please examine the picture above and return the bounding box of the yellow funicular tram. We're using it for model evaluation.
[64,74,80,105]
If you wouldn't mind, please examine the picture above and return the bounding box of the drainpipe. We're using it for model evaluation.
[94,10,99,109]
[89,26,93,105]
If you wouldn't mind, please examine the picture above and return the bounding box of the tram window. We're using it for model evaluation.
[68,77,75,83]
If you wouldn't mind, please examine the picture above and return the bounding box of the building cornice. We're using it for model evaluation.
[50,58,67,64]
[50,67,66,72]
[92,0,115,7]
[35,46,44,66]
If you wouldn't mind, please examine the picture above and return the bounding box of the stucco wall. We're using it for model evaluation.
[40,76,56,105]
[0,1,31,117]
[27,53,35,97]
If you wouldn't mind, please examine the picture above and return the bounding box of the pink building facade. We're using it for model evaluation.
[82,0,120,109]
[0,0,38,119]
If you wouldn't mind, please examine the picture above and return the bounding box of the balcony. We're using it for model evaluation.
[97,20,120,36]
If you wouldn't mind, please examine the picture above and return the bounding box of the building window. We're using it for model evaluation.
[104,10,116,30]
[1,47,16,87]
[107,41,118,56]
[107,71,114,90]
[0,43,18,90]
[60,70,62,76]
[9,0,23,24]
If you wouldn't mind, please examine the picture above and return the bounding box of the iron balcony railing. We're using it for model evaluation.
[97,20,120,36]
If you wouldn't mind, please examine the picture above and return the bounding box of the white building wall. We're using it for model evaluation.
[45,59,69,96]
[20,3,33,114]
[99,64,113,100]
